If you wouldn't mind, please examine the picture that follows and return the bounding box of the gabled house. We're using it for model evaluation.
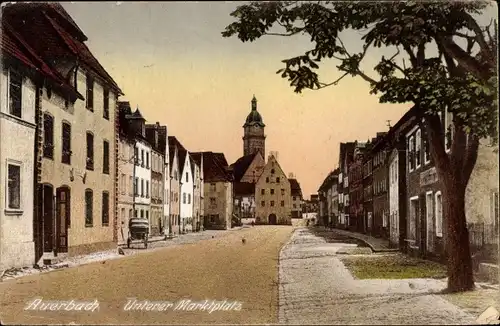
[318,170,338,227]
[196,152,233,230]
[191,152,205,232]
[158,125,170,236]
[229,151,266,220]
[117,102,135,245]
[349,142,367,232]
[168,136,192,233]
[167,137,180,235]
[362,140,374,234]
[128,108,152,230]
[288,176,303,218]
[338,142,356,229]
[254,153,292,225]
[2,3,123,265]
[145,122,165,236]
[371,133,390,239]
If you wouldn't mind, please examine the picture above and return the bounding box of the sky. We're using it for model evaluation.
[62,1,497,199]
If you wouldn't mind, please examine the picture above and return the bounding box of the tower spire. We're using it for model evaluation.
[251,95,257,111]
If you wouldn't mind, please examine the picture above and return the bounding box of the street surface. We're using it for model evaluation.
[0,224,477,325]
[0,226,292,325]
[279,228,475,325]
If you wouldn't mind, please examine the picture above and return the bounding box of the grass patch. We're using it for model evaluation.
[340,253,447,279]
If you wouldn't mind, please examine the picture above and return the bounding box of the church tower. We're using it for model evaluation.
[243,95,266,157]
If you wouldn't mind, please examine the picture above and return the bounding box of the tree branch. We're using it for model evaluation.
[424,113,451,176]
[318,72,349,89]
[461,11,491,56]
[403,43,417,67]
[450,120,468,182]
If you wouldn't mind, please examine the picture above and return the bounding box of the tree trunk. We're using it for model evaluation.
[424,114,476,293]
[442,176,474,292]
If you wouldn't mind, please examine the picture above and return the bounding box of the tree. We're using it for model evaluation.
[222,1,498,293]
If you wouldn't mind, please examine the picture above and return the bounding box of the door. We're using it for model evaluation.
[269,214,277,225]
[55,187,70,253]
[42,184,54,253]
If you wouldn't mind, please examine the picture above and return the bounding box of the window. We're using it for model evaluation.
[382,211,388,228]
[146,180,149,198]
[261,201,265,207]
[43,114,54,159]
[276,177,280,183]
[271,169,275,174]
[293,204,296,208]
[281,189,285,196]
[129,209,133,220]
[210,183,216,192]
[183,193,186,204]
[271,189,275,195]
[266,177,269,183]
[103,88,109,120]
[86,74,94,111]
[140,210,144,218]
[188,194,191,204]
[135,147,139,164]
[281,200,285,207]
[435,192,443,237]
[85,189,93,226]
[86,132,94,170]
[141,179,144,197]
[408,135,415,171]
[7,163,21,210]
[102,192,109,226]
[210,197,216,208]
[415,129,421,168]
[270,200,275,207]
[261,189,265,195]
[146,152,150,169]
[146,210,149,220]
[141,150,144,167]
[129,176,133,195]
[103,140,110,174]
[185,173,189,183]
[8,68,22,118]
[424,133,431,164]
[293,196,296,201]
[61,122,71,164]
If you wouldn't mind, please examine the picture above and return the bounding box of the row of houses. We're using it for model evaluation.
[0,2,306,271]
[318,105,498,262]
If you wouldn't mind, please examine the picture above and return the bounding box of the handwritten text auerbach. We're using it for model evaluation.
[24,298,100,312]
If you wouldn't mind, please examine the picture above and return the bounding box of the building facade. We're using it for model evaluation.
[289,177,303,218]
[362,145,373,234]
[254,154,292,225]
[0,27,41,268]
[168,139,180,235]
[200,152,234,230]
[117,102,136,246]
[371,133,390,239]
[4,3,125,263]
[146,123,164,236]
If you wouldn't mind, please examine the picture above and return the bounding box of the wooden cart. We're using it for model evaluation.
[127,218,149,249]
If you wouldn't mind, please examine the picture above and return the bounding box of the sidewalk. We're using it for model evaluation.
[327,227,399,253]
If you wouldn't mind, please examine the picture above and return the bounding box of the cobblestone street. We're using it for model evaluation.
[278,228,476,325]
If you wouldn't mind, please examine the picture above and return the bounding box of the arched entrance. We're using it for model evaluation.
[268,214,277,225]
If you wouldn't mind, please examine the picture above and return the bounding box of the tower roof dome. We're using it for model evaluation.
[244,95,265,127]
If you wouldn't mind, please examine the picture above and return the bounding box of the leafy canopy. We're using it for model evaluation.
[222,1,497,139]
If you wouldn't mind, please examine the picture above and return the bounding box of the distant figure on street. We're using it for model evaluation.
[251,221,255,227]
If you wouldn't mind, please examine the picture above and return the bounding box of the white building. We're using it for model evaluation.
[127,109,152,226]
[161,127,170,236]
[169,136,193,233]
[0,34,38,269]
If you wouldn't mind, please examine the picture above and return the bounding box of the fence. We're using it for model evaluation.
[468,222,498,249]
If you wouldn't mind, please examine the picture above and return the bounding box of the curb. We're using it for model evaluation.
[327,229,399,253]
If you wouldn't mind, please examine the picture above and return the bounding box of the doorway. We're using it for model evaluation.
[55,186,70,253]
[268,214,277,225]
[41,184,54,253]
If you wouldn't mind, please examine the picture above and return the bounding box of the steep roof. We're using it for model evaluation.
[168,136,188,175]
[289,178,303,197]
[230,153,258,182]
[234,182,255,196]
[3,3,123,95]
[191,152,233,182]
[318,169,339,193]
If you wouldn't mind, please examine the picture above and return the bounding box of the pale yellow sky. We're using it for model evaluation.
[62,1,497,198]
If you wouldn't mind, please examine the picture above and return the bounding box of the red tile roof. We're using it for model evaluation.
[230,153,259,182]
[168,136,188,176]
[289,178,303,197]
